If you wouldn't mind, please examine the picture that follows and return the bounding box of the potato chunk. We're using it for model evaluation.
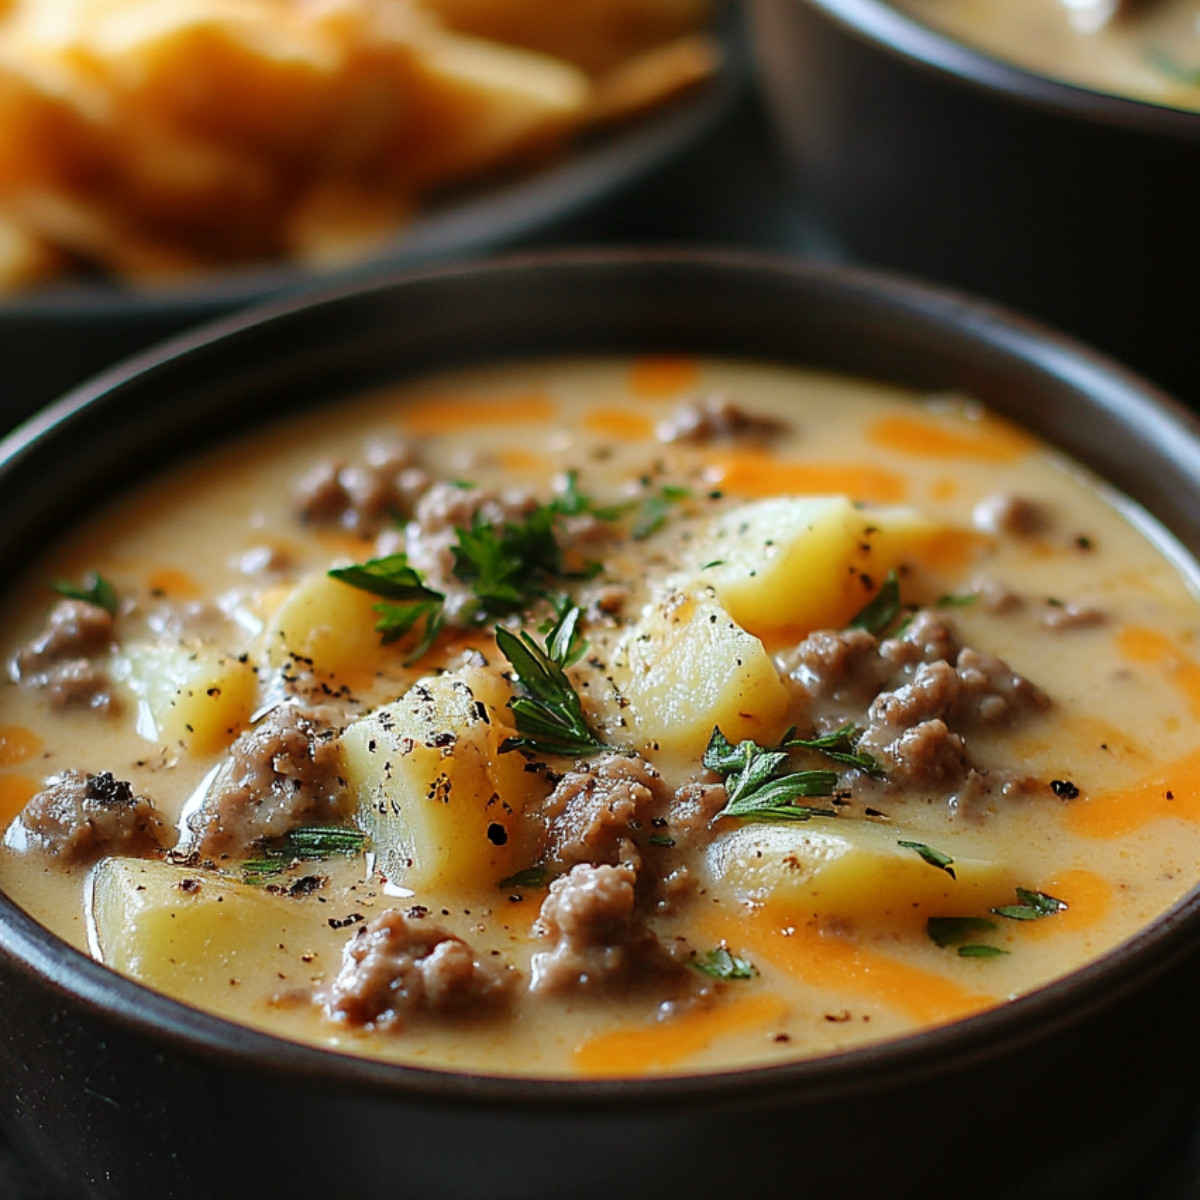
[689,497,942,642]
[117,643,257,754]
[265,571,384,680]
[92,857,322,1002]
[706,821,1017,924]
[340,669,536,892]
[617,592,790,761]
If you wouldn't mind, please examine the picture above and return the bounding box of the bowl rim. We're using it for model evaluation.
[3,246,1200,1110]
[782,0,1200,137]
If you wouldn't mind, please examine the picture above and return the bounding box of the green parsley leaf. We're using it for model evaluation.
[957,944,1010,959]
[498,865,551,891]
[328,554,445,661]
[935,592,980,609]
[497,606,607,758]
[847,569,903,635]
[241,825,367,884]
[991,887,1068,921]
[705,727,839,824]
[927,916,997,949]
[51,571,119,616]
[897,839,956,879]
[690,947,757,980]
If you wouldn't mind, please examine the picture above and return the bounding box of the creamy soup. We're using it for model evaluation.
[0,355,1199,1078]
[895,0,1200,111]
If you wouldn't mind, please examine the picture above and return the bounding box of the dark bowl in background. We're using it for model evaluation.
[747,0,1200,405]
[3,251,1200,1200]
[0,25,744,426]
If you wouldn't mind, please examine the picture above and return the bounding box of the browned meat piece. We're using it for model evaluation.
[973,492,1047,537]
[656,394,787,444]
[779,627,890,727]
[867,660,960,731]
[12,769,175,865]
[295,438,431,532]
[670,774,728,845]
[543,752,669,870]
[321,910,513,1028]
[954,647,1050,727]
[871,719,969,790]
[1039,600,1105,630]
[530,862,682,994]
[879,611,961,672]
[11,599,117,712]
[188,704,347,860]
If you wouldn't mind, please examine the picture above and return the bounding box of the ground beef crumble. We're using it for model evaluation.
[188,703,348,859]
[11,599,117,712]
[295,437,432,533]
[321,909,513,1028]
[656,395,787,444]
[13,769,175,865]
[529,862,687,994]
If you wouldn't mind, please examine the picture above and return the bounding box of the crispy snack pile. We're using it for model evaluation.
[0,0,714,288]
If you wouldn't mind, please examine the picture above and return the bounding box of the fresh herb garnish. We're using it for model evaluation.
[935,592,979,609]
[452,506,567,618]
[498,864,551,891]
[241,825,367,884]
[991,887,1068,921]
[957,944,1009,959]
[497,605,607,758]
[632,485,691,541]
[52,571,119,616]
[705,727,838,824]
[927,915,997,949]
[898,839,956,879]
[690,947,757,980]
[328,554,445,660]
[784,723,884,778]
[848,569,903,635]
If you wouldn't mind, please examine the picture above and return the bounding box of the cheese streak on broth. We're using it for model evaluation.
[895,0,1200,111]
[0,356,1199,1077]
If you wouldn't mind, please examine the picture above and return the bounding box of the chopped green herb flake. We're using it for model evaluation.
[498,865,550,890]
[991,887,1067,922]
[51,571,119,616]
[691,947,757,980]
[927,916,997,949]
[897,839,956,878]
[848,570,903,635]
[957,944,1010,959]
[242,825,366,883]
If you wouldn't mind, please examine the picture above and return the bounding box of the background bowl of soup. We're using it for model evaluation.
[746,0,1200,407]
[2,250,1200,1199]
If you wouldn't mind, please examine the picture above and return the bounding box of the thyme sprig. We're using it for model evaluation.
[705,728,838,824]
[497,604,607,758]
[241,825,367,884]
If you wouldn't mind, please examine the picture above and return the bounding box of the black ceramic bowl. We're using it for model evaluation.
[0,32,743,427]
[2,251,1200,1200]
[747,0,1200,405]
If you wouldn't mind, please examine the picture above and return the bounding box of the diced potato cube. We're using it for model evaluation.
[689,497,942,641]
[117,642,257,754]
[705,820,1017,924]
[265,570,385,681]
[92,857,323,1002]
[340,669,536,892]
[617,592,790,761]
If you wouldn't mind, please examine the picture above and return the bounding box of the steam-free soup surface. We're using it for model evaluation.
[896,0,1200,111]
[1,355,1199,1077]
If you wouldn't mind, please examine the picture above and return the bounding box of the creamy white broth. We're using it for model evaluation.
[0,355,1199,1077]
[895,0,1200,110]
